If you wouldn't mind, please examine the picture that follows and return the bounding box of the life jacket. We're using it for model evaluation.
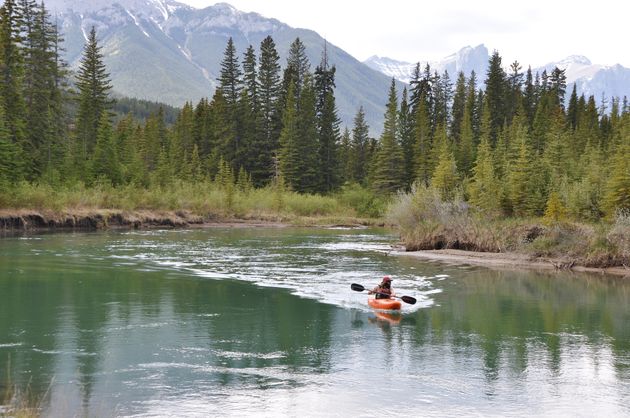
[375,285,392,299]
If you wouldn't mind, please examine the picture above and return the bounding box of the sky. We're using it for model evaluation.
[177,0,630,68]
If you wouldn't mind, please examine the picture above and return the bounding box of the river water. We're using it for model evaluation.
[0,227,629,417]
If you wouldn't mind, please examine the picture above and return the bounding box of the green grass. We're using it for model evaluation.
[0,181,387,226]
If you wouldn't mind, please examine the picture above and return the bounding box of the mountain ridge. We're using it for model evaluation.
[366,47,630,105]
[47,0,396,133]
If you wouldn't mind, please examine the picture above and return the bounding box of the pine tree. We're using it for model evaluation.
[240,45,260,175]
[413,94,432,186]
[398,87,415,189]
[257,35,281,183]
[75,26,113,166]
[372,79,405,194]
[468,137,499,212]
[278,81,300,190]
[457,93,476,178]
[189,144,203,182]
[349,106,370,185]
[523,67,536,129]
[505,61,523,126]
[484,50,506,146]
[450,71,467,144]
[543,191,567,224]
[91,113,121,185]
[603,136,630,216]
[207,90,235,175]
[0,103,20,190]
[548,67,567,110]
[566,84,579,130]
[218,37,242,107]
[432,70,452,129]
[315,47,341,193]
[338,126,351,183]
[430,133,459,200]
[508,125,542,216]
[295,74,320,193]
[0,0,26,176]
[171,102,195,177]
[280,37,310,111]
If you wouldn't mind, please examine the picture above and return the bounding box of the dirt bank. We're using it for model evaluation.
[393,248,630,277]
[0,209,206,232]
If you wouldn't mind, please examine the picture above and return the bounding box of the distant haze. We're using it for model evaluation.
[178,0,630,69]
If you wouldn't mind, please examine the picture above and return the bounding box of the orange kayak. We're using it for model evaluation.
[368,297,402,310]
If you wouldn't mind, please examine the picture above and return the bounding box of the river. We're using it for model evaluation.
[1,227,629,417]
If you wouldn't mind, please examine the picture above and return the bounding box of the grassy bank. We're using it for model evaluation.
[0,181,387,228]
[387,185,630,268]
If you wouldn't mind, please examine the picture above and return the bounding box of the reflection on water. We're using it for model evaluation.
[0,228,629,417]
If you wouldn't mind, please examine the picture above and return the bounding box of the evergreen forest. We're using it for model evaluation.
[1,0,629,236]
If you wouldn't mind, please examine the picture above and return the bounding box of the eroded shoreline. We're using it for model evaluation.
[393,248,630,277]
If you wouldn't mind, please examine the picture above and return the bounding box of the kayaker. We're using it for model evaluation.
[369,276,395,299]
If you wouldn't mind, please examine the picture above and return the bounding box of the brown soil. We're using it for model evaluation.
[0,209,206,232]
[393,248,630,278]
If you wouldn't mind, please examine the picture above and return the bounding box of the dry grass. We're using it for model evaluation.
[0,181,387,229]
[387,184,630,268]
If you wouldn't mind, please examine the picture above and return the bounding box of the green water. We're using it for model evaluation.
[0,227,629,417]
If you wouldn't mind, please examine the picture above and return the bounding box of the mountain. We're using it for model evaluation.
[46,0,396,132]
[366,45,630,108]
[536,56,630,105]
[364,44,490,84]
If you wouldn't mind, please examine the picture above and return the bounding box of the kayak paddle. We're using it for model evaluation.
[351,283,416,305]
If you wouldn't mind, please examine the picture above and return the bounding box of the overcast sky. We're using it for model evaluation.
[177,0,630,68]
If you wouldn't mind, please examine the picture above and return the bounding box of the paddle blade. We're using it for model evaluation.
[351,283,366,292]
[401,295,416,305]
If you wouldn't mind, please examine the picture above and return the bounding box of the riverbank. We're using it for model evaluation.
[0,208,378,233]
[393,248,630,277]
[0,182,386,233]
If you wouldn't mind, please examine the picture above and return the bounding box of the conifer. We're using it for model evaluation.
[431,133,459,200]
[372,79,405,194]
[75,26,113,165]
[468,137,499,212]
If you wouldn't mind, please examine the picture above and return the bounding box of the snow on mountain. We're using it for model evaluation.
[45,0,395,133]
[537,55,604,84]
[364,44,490,84]
[363,56,415,84]
[535,56,630,104]
[367,47,630,106]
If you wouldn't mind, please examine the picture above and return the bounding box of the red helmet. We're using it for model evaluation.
[382,276,392,283]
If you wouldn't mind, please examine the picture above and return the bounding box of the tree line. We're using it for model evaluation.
[0,0,628,219]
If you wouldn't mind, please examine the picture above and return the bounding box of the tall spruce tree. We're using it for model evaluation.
[281,37,310,112]
[91,113,121,185]
[278,81,300,190]
[22,2,64,178]
[0,103,20,190]
[413,93,432,186]
[315,47,341,193]
[398,87,415,189]
[75,26,112,168]
[296,74,320,193]
[603,135,630,216]
[257,35,281,169]
[218,37,242,107]
[468,137,499,212]
[430,129,459,200]
[450,71,467,144]
[484,50,507,145]
[0,0,26,176]
[372,79,405,194]
[349,106,370,185]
